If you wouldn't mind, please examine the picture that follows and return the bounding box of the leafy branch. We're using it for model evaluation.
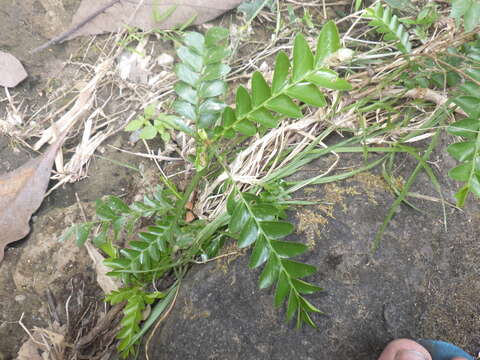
[216,21,352,139]
[364,2,412,53]
[227,190,322,327]
[448,94,480,206]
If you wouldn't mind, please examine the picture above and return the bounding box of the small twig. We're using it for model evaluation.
[75,302,125,348]
[31,0,121,54]
[18,313,46,348]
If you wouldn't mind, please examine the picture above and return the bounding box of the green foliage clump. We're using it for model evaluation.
[447,38,480,206]
[217,21,351,139]
[227,190,322,327]
[63,20,353,357]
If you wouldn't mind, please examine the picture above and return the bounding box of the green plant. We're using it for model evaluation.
[400,3,439,42]
[226,190,323,327]
[125,104,175,142]
[62,20,359,357]
[450,0,480,32]
[215,21,351,140]
[364,2,412,53]
[447,87,480,206]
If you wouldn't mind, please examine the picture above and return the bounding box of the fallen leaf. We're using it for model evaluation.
[16,322,66,360]
[67,0,243,39]
[0,51,28,88]
[85,242,121,294]
[16,340,43,360]
[0,136,66,263]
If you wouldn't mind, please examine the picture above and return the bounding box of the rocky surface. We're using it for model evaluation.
[145,149,480,360]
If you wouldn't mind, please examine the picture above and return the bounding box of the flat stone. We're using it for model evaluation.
[145,150,480,359]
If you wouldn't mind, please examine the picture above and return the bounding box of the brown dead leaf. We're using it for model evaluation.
[0,51,28,88]
[67,0,243,39]
[0,136,66,263]
[85,242,121,294]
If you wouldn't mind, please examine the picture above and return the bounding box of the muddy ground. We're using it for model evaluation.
[1,1,480,360]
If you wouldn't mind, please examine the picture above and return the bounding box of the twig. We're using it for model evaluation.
[31,0,121,54]
[75,302,125,348]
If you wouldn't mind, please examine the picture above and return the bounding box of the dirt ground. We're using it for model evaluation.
[1,1,479,360]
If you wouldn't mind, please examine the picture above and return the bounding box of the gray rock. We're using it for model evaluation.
[145,151,480,359]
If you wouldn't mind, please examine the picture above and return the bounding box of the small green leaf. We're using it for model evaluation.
[272,51,290,93]
[270,240,307,258]
[250,108,278,128]
[59,224,77,243]
[177,46,203,72]
[199,80,227,98]
[466,68,480,83]
[199,99,226,114]
[447,118,479,140]
[205,27,229,46]
[251,204,277,221]
[105,196,130,213]
[315,20,341,65]
[454,95,480,118]
[286,84,326,107]
[306,69,352,90]
[251,72,271,106]
[96,199,119,221]
[449,162,473,182]
[238,218,259,248]
[454,184,470,207]
[471,172,480,197]
[125,118,144,132]
[260,221,294,239]
[199,113,220,129]
[174,82,198,104]
[222,107,236,127]
[464,0,480,32]
[236,86,252,116]
[249,236,270,268]
[157,114,194,136]
[274,271,290,307]
[281,259,316,278]
[460,82,480,98]
[258,254,279,289]
[175,63,200,87]
[447,141,476,162]
[230,202,250,234]
[204,63,230,81]
[233,120,257,136]
[183,32,205,55]
[205,47,230,64]
[300,308,317,328]
[300,297,322,314]
[265,95,302,118]
[291,279,323,294]
[174,100,196,120]
[292,34,314,81]
[286,290,299,321]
